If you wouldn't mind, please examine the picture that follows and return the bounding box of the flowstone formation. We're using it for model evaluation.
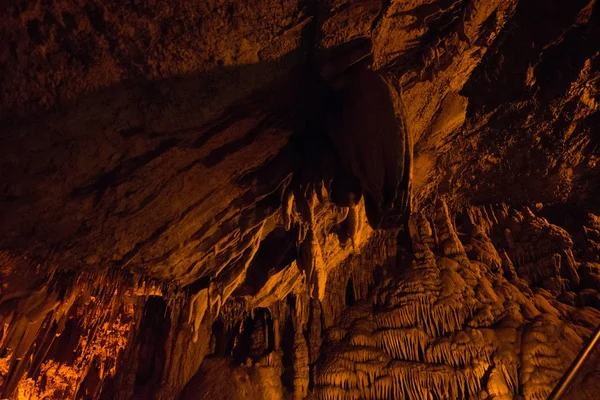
[1,0,600,399]
[315,204,600,400]
[2,203,599,399]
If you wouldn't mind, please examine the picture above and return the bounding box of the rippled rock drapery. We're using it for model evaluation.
[315,203,599,400]
[329,68,413,229]
[1,0,600,399]
[3,203,598,399]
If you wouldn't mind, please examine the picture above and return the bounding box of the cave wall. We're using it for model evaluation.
[1,0,600,399]
[2,203,600,399]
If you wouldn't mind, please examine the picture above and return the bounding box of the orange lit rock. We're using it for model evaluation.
[1,0,600,398]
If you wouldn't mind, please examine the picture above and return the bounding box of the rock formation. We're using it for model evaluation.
[1,0,599,399]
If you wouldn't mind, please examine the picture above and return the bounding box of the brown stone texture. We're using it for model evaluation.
[1,0,600,398]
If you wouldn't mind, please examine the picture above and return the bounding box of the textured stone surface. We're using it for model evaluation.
[1,0,600,398]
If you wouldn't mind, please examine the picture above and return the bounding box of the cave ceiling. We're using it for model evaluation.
[1,0,600,399]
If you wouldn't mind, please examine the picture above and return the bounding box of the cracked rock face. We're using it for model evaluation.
[1,0,600,399]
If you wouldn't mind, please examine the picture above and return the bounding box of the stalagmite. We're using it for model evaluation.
[293,330,310,399]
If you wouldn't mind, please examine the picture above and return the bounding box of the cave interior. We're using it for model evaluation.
[1,0,600,399]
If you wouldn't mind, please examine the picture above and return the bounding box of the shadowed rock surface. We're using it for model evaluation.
[1,0,599,399]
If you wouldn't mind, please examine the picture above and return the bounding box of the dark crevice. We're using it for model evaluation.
[345,276,356,306]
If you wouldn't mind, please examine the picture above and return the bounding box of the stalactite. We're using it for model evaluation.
[2,199,599,398]
[188,289,208,343]
[0,268,146,399]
